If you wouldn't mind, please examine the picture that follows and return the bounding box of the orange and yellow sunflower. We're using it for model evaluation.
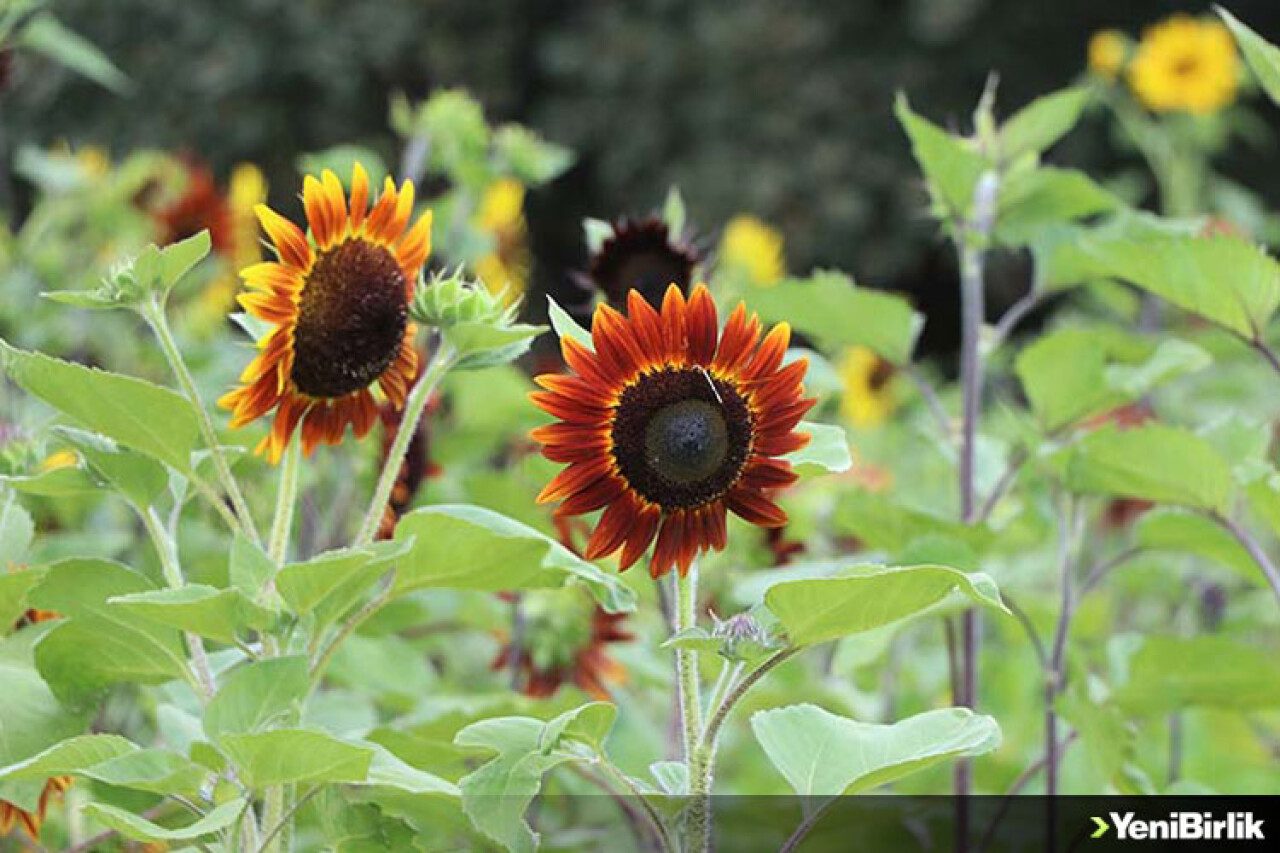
[219,164,433,462]
[530,284,813,578]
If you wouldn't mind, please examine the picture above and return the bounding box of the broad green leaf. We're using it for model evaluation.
[834,491,991,554]
[785,422,852,474]
[53,427,168,508]
[1219,9,1280,109]
[17,14,130,93]
[1056,678,1130,786]
[0,633,90,769]
[0,567,43,630]
[752,705,999,800]
[393,505,636,613]
[996,167,1119,245]
[1062,424,1233,513]
[158,230,213,292]
[1,464,100,497]
[1031,212,1201,292]
[0,342,201,472]
[204,656,309,741]
[454,703,617,853]
[229,534,276,601]
[0,491,34,568]
[0,734,136,781]
[895,94,989,219]
[1113,636,1280,714]
[998,87,1089,160]
[275,540,410,628]
[29,559,188,704]
[745,270,923,364]
[764,564,1008,647]
[546,295,593,351]
[1241,460,1280,537]
[219,729,373,787]
[82,800,245,844]
[1077,234,1280,339]
[109,585,274,645]
[448,322,545,371]
[362,746,458,797]
[77,748,208,796]
[1133,509,1258,582]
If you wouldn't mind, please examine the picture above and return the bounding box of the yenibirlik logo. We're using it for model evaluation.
[1091,811,1265,841]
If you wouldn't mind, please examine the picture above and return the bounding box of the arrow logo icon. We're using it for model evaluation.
[1091,816,1110,839]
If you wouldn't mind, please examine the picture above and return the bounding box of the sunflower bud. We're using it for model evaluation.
[412,268,544,371]
[711,611,779,663]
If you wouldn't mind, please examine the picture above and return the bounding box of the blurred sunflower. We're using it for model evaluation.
[1087,29,1129,79]
[154,159,232,252]
[1128,15,1239,114]
[531,284,814,577]
[718,215,785,287]
[2,607,69,841]
[219,164,432,462]
[473,178,531,300]
[492,589,632,701]
[581,217,699,309]
[838,346,897,428]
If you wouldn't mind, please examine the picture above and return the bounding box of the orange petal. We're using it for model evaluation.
[350,162,370,232]
[725,488,788,527]
[685,284,719,366]
[256,204,313,270]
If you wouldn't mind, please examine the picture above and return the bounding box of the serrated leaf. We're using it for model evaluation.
[764,564,1008,647]
[752,704,999,802]
[0,734,137,781]
[0,341,201,472]
[746,270,923,364]
[204,656,309,741]
[392,505,635,613]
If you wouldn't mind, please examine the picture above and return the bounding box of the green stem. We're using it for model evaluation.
[673,566,708,853]
[139,507,214,699]
[143,299,260,545]
[354,340,457,545]
[268,436,301,566]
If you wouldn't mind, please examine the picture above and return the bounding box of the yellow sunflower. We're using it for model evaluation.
[1088,29,1129,79]
[718,215,785,287]
[1128,15,1239,114]
[838,346,897,428]
[473,178,531,300]
[219,163,432,462]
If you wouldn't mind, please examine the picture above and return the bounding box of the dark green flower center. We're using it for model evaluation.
[291,239,407,398]
[611,367,753,509]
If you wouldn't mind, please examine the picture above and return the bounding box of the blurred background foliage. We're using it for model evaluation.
[6,0,1280,356]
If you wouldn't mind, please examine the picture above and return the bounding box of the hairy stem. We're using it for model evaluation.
[144,299,259,545]
[268,437,301,566]
[673,567,708,852]
[354,339,456,545]
[1211,511,1280,610]
[140,507,214,699]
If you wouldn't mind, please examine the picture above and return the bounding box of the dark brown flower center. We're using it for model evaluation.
[590,218,696,307]
[291,239,408,399]
[611,367,753,509]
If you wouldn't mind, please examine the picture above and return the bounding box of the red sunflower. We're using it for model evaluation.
[530,283,814,578]
[218,164,432,462]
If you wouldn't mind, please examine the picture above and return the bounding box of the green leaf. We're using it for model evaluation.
[493,124,574,185]
[1077,234,1280,339]
[29,559,188,704]
[764,564,1008,647]
[204,656,309,741]
[219,729,374,787]
[53,427,169,508]
[1218,8,1280,109]
[895,94,988,220]
[996,168,1119,245]
[1062,424,1233,513]
[158,230,213,293]
[546,295,593,351]
[229,534,276,602]
[998,87,1090,160]
[0,342,201,472]
[275,540,410,629]
[393,505,636,613]
[0,567,43,630]
[1,464,101,497]
[0,633,90,769]
[109,585,274,645]
[362,746,458,797]
[834,491,991,555]
[785,422,852,474]
[82,800,245,844]
[1133,509,1258,582]
[0,734,137,781]
[78,748,209,796]
[662,185,687,236]
[17,14,130,93]
[1113,635,1280,714]
[745,270,923,363]
[449,322,544,371]
[0,491,34,568]
[583,218,613,256]
[752,705,999,800]
[454,704,617,853]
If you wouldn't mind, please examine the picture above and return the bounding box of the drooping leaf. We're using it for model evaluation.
[203,656,309,741]
[82,800,245,844]
[0,342,201,472]
[1062,424,1233,513]
[1,464,100,498]
[764,564,1008,647]
[1113,636,1280,714]
[752,704,999,802]
[745,270,923,364]
[109,585,274,645]
[0,734,137,781]
[392,505,636,613]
